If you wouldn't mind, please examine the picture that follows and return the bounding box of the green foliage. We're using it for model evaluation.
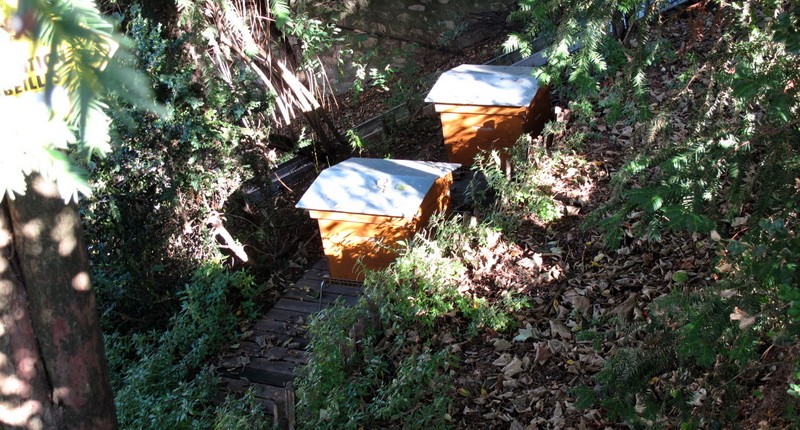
[1,0,157,201]
[212,389,275,430]
[506,0,663,95]
[107,264,269,429]
[298,296,455,430]
[506,1,800,424]
[346,128,365,155]
[590,2,800,248]
[577,191,800,425]
[297,216,522,428]
[469,136,563,232]
[84,8,263,327]
[85,6,283,428]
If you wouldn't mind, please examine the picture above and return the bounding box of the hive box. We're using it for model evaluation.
[296,158,460,281]
[425,64,552,166]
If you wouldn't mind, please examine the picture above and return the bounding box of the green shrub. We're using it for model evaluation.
[505,1,800,426]
[85,7,267,330]
[107,264,268,429]
[469,136,569,232]
[297,216,523,429]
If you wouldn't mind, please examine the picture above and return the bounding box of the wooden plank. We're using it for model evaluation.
[300,268,326,283]
[273,298,325,314]
[261,307,311,325]
[320,282,363,297]
[261,346,308,364]
[245,332,309,350]
[434,103,527,116]
[253,319,307,336]
[292,277,363,297]
[218,359,297,386]
[229,342,308,364]
[282,287,360,306]
[221,376,287,402]
[247,357,299,377]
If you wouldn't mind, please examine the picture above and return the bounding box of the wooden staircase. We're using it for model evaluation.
[216,260,361,428]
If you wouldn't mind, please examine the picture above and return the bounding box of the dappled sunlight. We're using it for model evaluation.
[20,219,44,242]
[53,210,78,257]
[297,158,458,281]
[427,64,553,167]
[71,272,90,292]
[0,399,45,429]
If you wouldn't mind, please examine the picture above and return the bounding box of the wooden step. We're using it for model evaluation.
[219,258,363,430]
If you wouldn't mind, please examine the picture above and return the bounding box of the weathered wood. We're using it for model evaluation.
[273,298,326,314]
[229,342,308,364]
[282,286,360,305]
[219,359,297,386]
[245,332,309,350]
[221,258,366,429]
[221,377,286,403]
[261,308,312,325]
[253,318,306,335]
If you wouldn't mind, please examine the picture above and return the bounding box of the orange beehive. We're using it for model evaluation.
[426,64,552,166]
[296,158,460,281]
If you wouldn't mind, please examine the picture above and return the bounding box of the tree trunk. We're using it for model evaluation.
[1,175,117,430]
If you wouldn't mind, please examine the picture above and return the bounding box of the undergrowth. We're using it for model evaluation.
[296,215,524,429]
[469,136,562,233]
[106,264,270,428]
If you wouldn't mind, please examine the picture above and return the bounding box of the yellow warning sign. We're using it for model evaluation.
[1,42,67,99]
[0,37,66,97]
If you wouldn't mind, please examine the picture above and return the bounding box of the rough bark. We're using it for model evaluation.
[0,201,57,429]
[3,175,117,430]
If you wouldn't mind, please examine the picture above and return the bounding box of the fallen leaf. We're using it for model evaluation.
[502,356,524,377]
[732,216,749,227]
[687,388,707,406]
[493,353,512,367]
[534,341,553,364]
[611,294,638,320]
[550,320,572,339]
[493,338,512,351]
[730,307,756,329]
[716,262,733,273]
[513,325,535,342]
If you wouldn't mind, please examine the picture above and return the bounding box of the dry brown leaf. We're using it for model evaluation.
[535,341,553,364]
[493,338,512,351]
[493,353,512,367]
[611,293,639,320]
[550,320,573,340]
[502,356,524,377]
[730,307,756,329]
[509,420,525,430]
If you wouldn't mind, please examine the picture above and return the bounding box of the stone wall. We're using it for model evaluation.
[315,0,515,48]
[296,0,518,94]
